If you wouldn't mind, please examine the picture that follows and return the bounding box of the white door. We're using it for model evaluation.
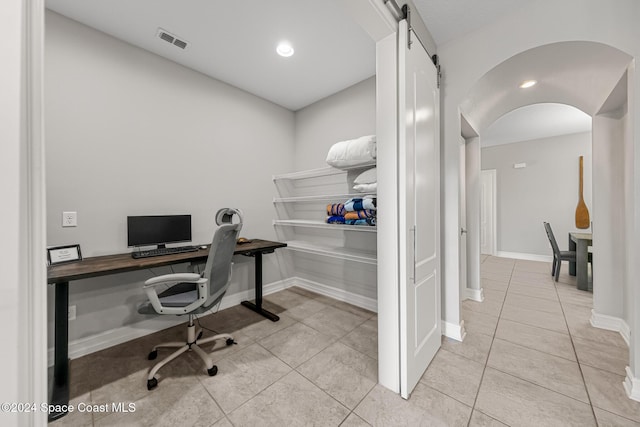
[398,20,441,399]
[480,169,496,255]
[459,139,468,293]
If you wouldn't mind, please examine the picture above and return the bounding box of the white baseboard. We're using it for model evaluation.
[465,287,484,302]
[47,278,295,366]
[292,277,378,313]
[625,367,640,402]
[442,320,466,342]
[590,309,631,347]
[496,251,552,263]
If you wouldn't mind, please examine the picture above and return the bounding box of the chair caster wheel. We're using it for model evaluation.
[207,365,218,376]
[147,378,158,390]
[148,350,158,360]
[226,338,235,346]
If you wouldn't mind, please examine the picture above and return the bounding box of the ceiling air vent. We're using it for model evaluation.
[157,28,189,50]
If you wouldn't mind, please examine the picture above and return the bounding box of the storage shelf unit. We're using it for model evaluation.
[273,219,376,232]
[284,240,377,265]
[273,193,376,204]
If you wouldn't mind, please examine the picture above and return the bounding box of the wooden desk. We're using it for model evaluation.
[47,239,286,421]
[569,232,592,291]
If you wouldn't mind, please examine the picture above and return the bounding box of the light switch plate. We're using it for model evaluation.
[62,211,77,227]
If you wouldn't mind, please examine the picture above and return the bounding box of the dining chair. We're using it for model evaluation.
[543,222,576,281]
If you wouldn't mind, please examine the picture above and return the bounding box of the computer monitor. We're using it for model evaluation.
[127,215,192,249]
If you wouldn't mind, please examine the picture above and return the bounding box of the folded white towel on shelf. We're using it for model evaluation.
[326,135,376,169]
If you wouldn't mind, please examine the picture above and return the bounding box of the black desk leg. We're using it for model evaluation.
[241,252,280,322]
[49,281,70,421]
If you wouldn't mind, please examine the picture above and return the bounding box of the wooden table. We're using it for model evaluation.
[569,232,592,291]
[47,239,286,420]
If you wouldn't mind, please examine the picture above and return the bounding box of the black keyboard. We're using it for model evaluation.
[131,246,198,259]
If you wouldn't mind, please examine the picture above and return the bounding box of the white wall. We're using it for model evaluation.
[1,0,26,421]
[294,76,376,171]
[45,11,295,347]
[481,132,592,257]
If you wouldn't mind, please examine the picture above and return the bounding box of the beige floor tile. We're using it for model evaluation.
[507,283,559,301]
[574,335,628,376]
[556,287,593,307]
[302,305,369,339]
[227,371,350,427]
[259,322,334,368]
[481,271,512,283]
[282,297,330,321]
[355,383,472,427]
[503,292,563,315]
[481,279,509,291]
[468,410,508,426]
[475,367,596,427]
[462,299,503,318]
[582,365,640,422]
[461,308,499,337]
[238,312,298,341]
[212,417,234,427]
[263,289,310,310]
[441,333,493,365]
[341,413,373,427]
[48,392,94,427]
[420,348,485,406]
[500,304,569,334]
[341,317,378,360]
[564,309,628,350]
[482,289,506,304]
[331,300,377,319]
[513,260,551,274]
[593,407,640,427]
[495,318,575,361]
[487,338,589,402]
[199,343,291,414]
[95,375,223,427]
[297,342,377,409]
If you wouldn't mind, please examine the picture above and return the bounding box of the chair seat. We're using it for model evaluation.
[137,282,198,314]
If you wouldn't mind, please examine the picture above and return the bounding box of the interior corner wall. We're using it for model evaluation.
[45,11,295,348]
[294,76,376,171]
[481,132,592,257]
[592,110,626,320]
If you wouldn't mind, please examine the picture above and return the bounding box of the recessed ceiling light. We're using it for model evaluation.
[276,42,294,58]
[519,80,537,89]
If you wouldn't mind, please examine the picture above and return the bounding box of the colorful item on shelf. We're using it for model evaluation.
[345,218,376,226]
[344,210,375,220]
[344,197,376,212]
[326,203,346,216]
[326,215,346,224]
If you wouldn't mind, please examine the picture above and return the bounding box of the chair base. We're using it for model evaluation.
[146,315,234,390]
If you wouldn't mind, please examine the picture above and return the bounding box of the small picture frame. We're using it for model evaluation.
[48,244,82,265]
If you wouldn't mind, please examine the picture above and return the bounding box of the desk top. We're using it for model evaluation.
[570,232,593,241]
[48,239,286,284]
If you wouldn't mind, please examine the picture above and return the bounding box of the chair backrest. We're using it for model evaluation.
[201,208,243,308]
[543,222,561,256]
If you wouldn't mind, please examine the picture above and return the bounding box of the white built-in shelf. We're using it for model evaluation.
[273,193,377,203]
[273,219,377,233]
[273,164,375,181]
[284,240,377,265]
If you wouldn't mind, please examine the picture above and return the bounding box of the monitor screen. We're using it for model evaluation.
[127,215,192,248]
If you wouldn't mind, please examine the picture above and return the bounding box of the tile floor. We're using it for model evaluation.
[51,256,640,426]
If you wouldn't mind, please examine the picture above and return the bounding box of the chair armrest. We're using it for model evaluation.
[143,273,207,315]
[144,273,204,288]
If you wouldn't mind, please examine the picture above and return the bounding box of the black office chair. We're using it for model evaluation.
[137,208,243,390]
[543,221,591,282]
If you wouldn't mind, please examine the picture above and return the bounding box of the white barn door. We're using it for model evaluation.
[398,20,441,398]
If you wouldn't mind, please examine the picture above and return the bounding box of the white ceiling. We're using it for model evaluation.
[46,0,600,143]
[482,104,592,147]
